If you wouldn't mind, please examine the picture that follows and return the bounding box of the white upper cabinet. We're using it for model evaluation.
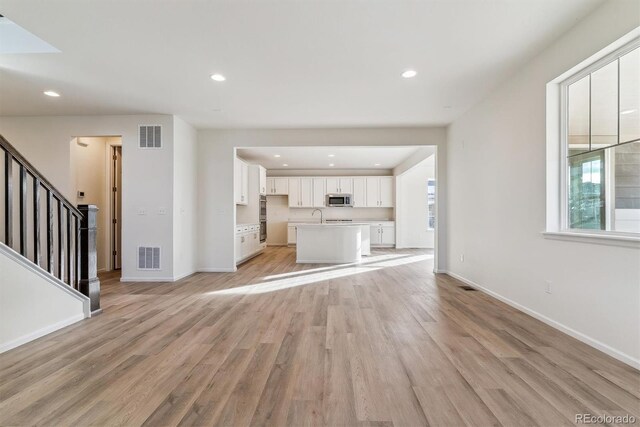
[365,177,393,207]
[352,177,366,207]
[325,178,352,194]
[235,157,248,205]
[379,177,393,207]
[272,175,392,208]
[288,178,313,208]
[288,178,300,207]
[258,166,267,195]
[312,178,326,207]
[365,177,379,207]
[326,178,340,194]
[267,177,289,195]
[340,178,353,194]
[300,178,313,207]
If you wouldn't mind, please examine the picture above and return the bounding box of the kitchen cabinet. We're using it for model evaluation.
[352,177,366,207]
[287,225,297,245]
[258,166,267,195]
[235,157,249,205]
[235,224,266,265]
[266,177,289,195]
[326,178,352,194]
[312,178,326,207]
[366,177,393,207]
[369,222,395,246]
[380,225,395,245]
[288,178,313,208]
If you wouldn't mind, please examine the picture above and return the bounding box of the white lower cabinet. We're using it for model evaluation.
[235,224,266,265]
[287,225,297,245]
[369,222,395,246]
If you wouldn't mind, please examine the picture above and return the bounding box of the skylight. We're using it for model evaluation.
[0,15,60,54]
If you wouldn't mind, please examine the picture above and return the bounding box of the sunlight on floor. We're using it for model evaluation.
[208,254,433,295]
[262,253,414,281]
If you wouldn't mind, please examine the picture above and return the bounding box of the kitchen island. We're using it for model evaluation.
[295,223,370,263]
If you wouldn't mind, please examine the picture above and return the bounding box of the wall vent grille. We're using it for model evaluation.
[139,125,162,148]
[138,246,161,270]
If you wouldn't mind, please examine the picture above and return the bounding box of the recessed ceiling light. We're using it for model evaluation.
[621,109,637,115]
[43,90,60,97]
[210,73,226,82]
[374,163,381,166]
[274,154,281,158]
[328,154,335,157]
[402,70,417,79]
[283,163,288,167]
[329,163,335,167]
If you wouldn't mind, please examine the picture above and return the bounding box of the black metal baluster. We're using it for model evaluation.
[58,199,64,281]
[46,190,54,274]
[4,153,12,247]
[19,166,27,256]
[66,207,71,286]
[33,178,41,266]
[75,214,81,289]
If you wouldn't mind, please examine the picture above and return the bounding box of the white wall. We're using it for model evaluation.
[0,244,88,352]
[446,0,640,367]
[197,127,447,272]
[0,115,176,281]
[172,116,198,281]
[397,155,435,248]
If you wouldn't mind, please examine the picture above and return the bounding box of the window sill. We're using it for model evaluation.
[542,231,640,249]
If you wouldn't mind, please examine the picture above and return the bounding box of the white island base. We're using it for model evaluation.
[296,224,370,263]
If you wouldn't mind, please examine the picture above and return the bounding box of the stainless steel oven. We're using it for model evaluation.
[259,195,267,243]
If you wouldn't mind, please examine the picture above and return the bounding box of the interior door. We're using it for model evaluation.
[112,146,122,270]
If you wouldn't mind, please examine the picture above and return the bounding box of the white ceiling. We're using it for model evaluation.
[0,0,603,129]
[237,146,430,170]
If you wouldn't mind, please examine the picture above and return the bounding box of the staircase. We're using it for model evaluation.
[0,134,100,352]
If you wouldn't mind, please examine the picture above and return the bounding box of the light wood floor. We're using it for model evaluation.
[1,247,638,426]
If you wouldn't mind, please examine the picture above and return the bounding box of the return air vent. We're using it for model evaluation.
[139,125,162,148]
[138,246,161,270]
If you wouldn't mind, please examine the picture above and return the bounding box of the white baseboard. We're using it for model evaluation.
[197,267,237,273]
[445,270,640,370]
[0,313,86,354]
[172,270,197,281]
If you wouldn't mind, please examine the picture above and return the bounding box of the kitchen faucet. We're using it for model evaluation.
[312,209,323,224]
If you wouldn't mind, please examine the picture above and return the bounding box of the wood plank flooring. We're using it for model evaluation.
[1,247,638,426]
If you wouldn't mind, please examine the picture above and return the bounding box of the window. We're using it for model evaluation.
[427,179,435,230]
[563,40,640,235]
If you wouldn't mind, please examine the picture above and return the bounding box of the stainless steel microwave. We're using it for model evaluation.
[326,194,353,207]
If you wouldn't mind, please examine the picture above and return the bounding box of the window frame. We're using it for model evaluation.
[558,38,640,238]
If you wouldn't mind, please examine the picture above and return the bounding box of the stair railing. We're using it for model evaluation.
[1,134,83,290]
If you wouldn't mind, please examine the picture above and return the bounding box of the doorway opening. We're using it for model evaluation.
[70,136,122,272]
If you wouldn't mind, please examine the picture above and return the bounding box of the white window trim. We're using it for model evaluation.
[545,29,640,249]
